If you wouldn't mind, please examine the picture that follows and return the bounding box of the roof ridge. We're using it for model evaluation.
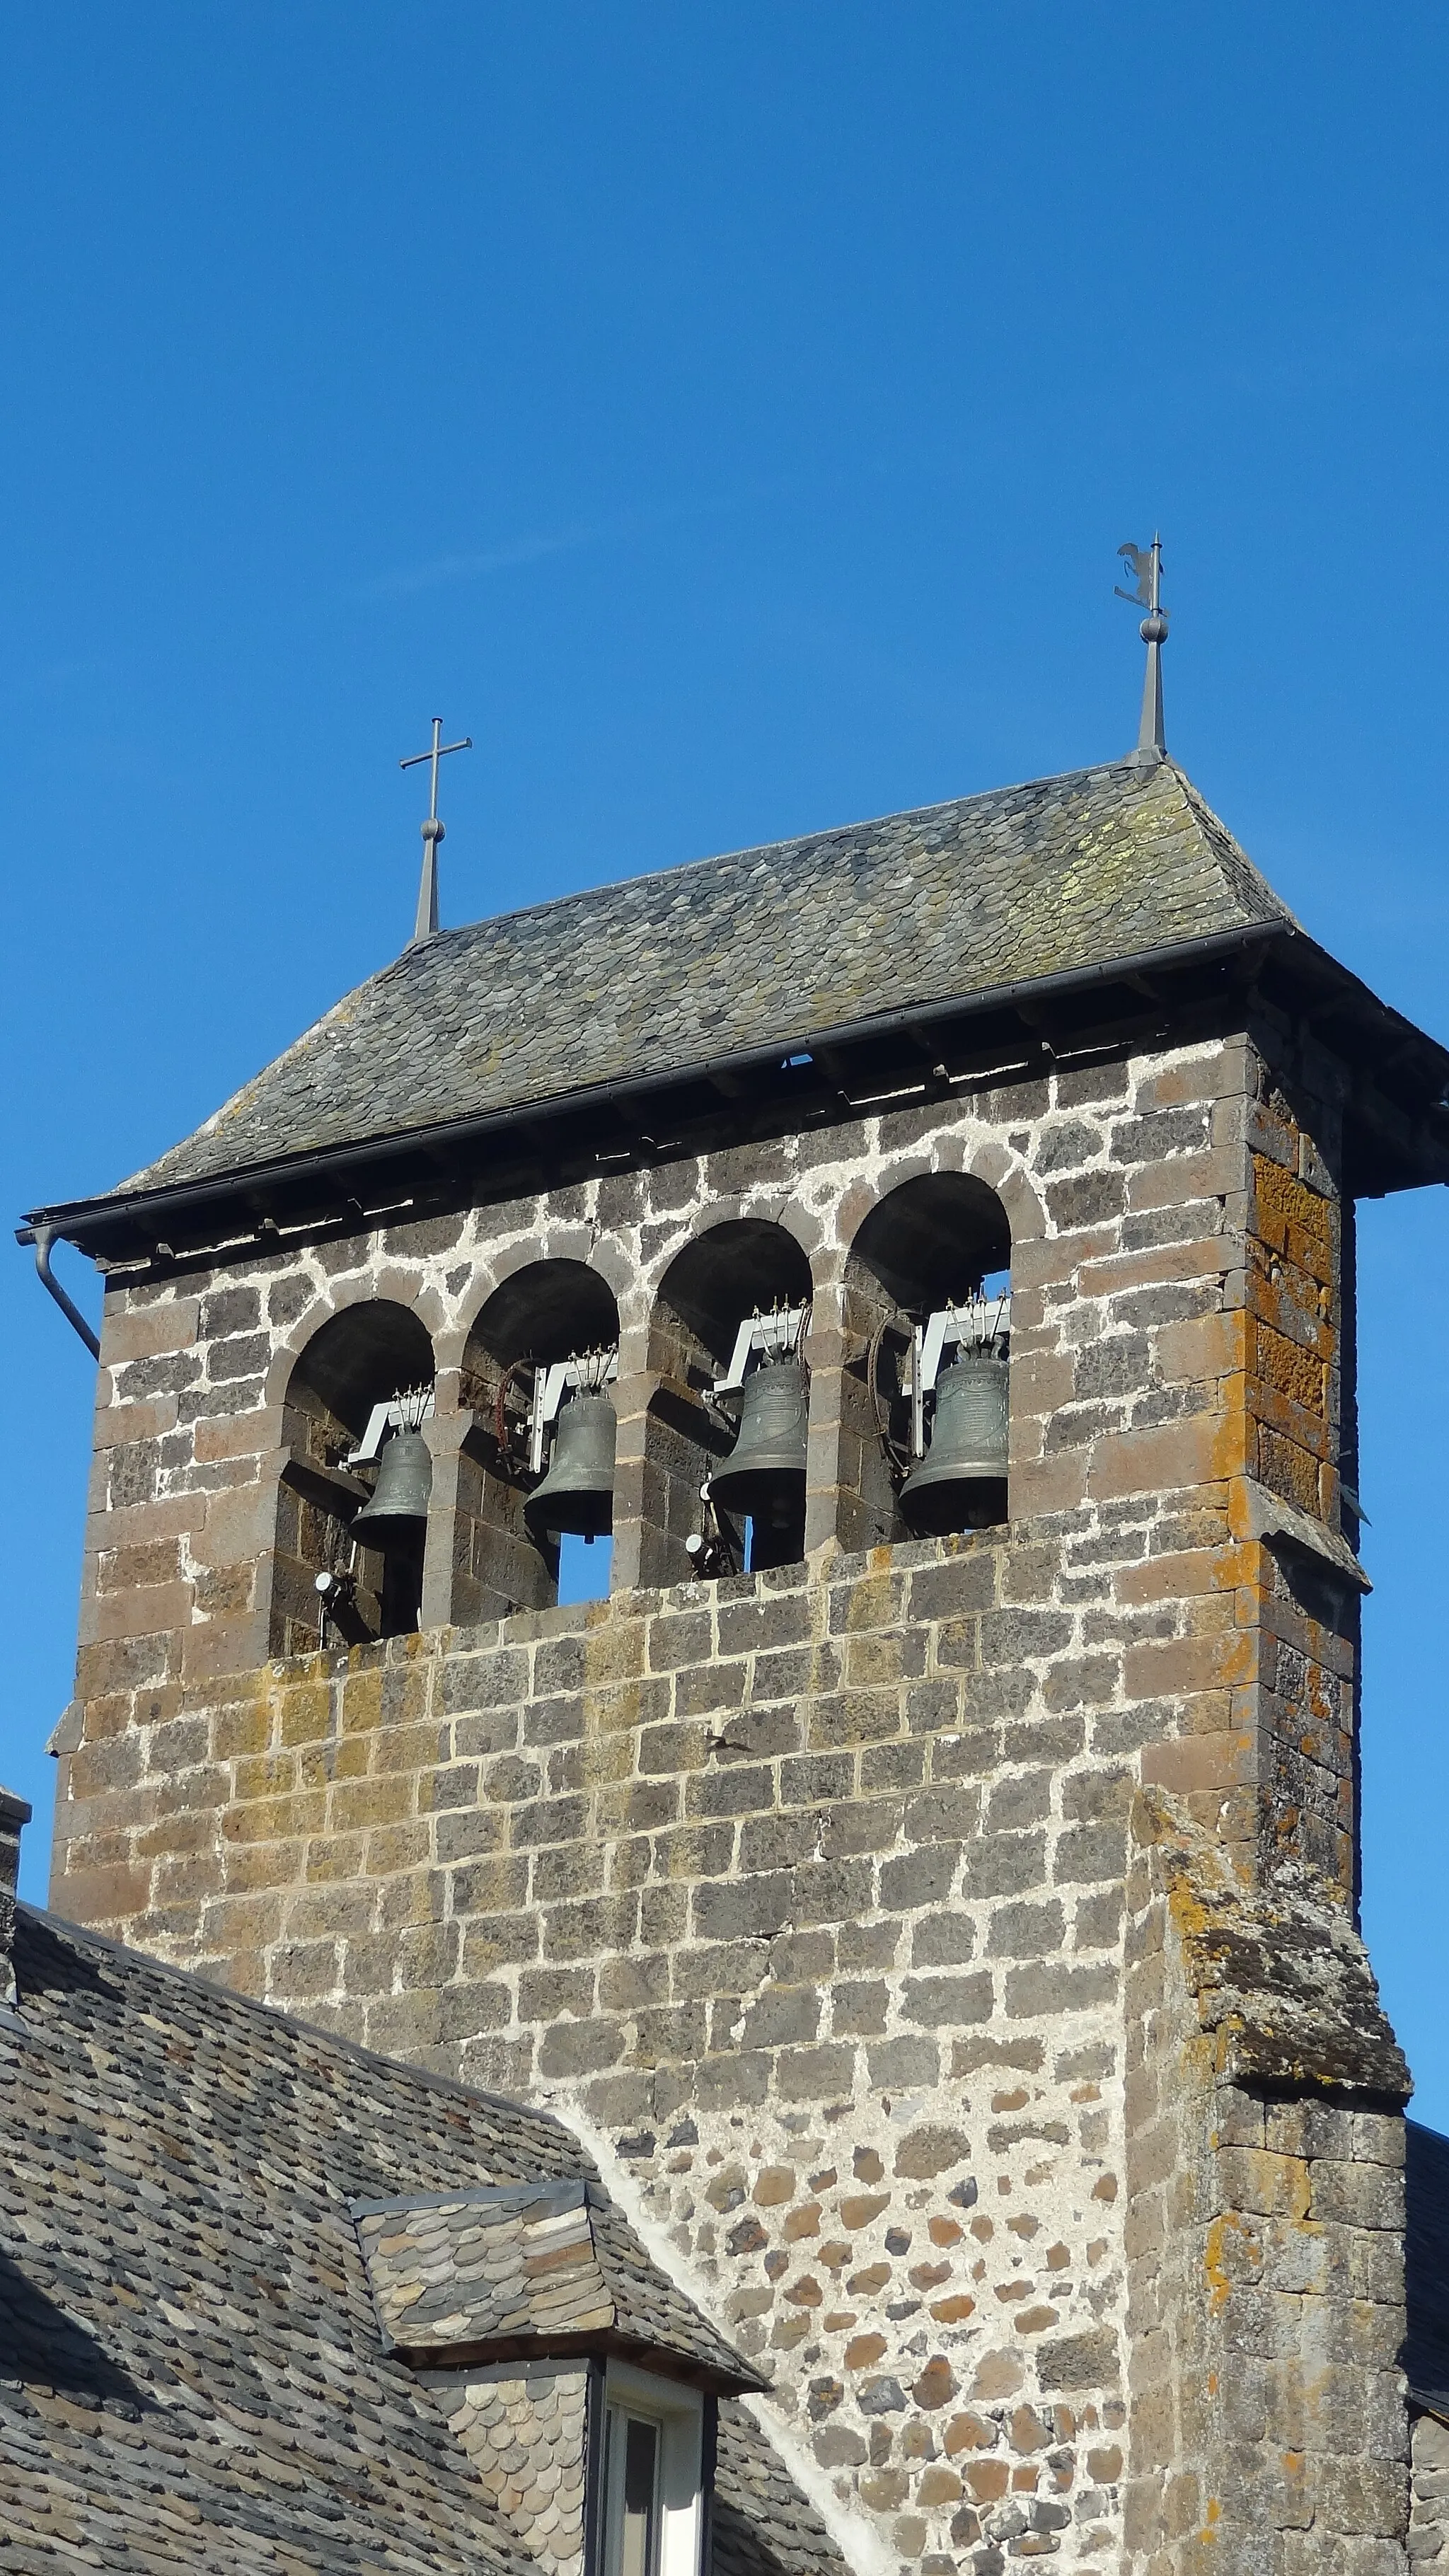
[1160,758,1303,935]
[410,752,1152,954]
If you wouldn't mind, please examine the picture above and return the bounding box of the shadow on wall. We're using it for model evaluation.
[272,1301,436,1656]
[456,1260,621,1623]
[642,1218,814,1586]
[265,1182,1015,1655]
[843,1173,1012,1549]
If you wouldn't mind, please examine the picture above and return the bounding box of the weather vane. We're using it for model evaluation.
[400,717,472,944]
[1115,536,1168,763]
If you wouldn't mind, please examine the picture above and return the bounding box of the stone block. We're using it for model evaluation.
[961,1835,1046,1901]
[1004,1958,1116,2018]
[901,1973,994,2028]
[986,1900,1066,1959]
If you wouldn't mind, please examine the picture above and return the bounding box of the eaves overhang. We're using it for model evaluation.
[18,918,1449,1271]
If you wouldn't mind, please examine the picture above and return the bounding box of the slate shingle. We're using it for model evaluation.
[352,2180,756,2388]
[1407,2120,1449,2420]
[112,756,1295,1199]
[0,1909,836,2572]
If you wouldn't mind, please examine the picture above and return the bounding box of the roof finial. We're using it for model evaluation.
[1115,536,1168,763]
[399,717,473,943]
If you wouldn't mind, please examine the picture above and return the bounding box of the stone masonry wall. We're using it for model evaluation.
[68,1023,1358,1893]
[1123,1794,1408,2576]
[1411,2414,1449,2571]
[50,1024,1389,2574]
[59,1537,1136,2572]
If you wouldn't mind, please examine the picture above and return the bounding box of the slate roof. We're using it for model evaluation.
[112,755,1296,1201]
[1407,2120,1449,2422]
[352,2179,751,2385]
[0,1906,841,2574]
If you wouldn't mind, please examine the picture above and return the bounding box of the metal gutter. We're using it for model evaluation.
[19,920,1291,1251]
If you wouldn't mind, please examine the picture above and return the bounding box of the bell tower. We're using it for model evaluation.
[26,740,1449,2576]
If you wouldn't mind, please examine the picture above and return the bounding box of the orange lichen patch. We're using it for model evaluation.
[1257,1426,1322,1515]
[1252,1155,1333,1281]
[1204,2211,1261,2313]
[1252,1321,1326,1414]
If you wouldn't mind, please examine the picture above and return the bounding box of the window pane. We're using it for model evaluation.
[620,2415,659,2576]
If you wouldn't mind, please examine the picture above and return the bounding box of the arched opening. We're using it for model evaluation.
[642,1219,814,1585]
[271,1300,436,1656]
[456,1260,621,1621]
[845,1173,1012,1544]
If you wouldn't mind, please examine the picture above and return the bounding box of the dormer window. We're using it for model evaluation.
[601,2365,705,2576]
[350,2180,755,2576]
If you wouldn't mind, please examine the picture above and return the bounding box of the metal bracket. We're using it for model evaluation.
[712,1306,809,1395]
[346,1389,437,1468]
[910,1297,1011,1456]
[529,1352,620,1474]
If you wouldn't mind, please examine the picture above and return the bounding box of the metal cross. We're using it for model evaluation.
[400,717,472,942]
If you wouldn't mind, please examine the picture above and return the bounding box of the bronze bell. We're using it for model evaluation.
[525,1390,616,1542]
[351,1428,433,1551]
[710,1356,809,1532]
[899,1348,1009,1536]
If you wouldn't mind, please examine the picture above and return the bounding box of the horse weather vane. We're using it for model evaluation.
[1115,535,1168,763]
[400,717,472,944]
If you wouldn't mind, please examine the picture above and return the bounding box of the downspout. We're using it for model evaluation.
[27,1225,101,1360]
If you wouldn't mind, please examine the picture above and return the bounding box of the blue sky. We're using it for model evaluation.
[3,5,1448,2113]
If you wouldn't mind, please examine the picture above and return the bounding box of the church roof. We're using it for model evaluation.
[1407,2120,1449,2423]
[113,753,1296,1201]
[27,746,1449,1252]
[0,1905,843,2575]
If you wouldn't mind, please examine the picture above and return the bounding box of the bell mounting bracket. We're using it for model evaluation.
[347,1389,437,1469]
[712,1306,810,1396]
[529,1351,620,1474]
[909,1297,1011,1457]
